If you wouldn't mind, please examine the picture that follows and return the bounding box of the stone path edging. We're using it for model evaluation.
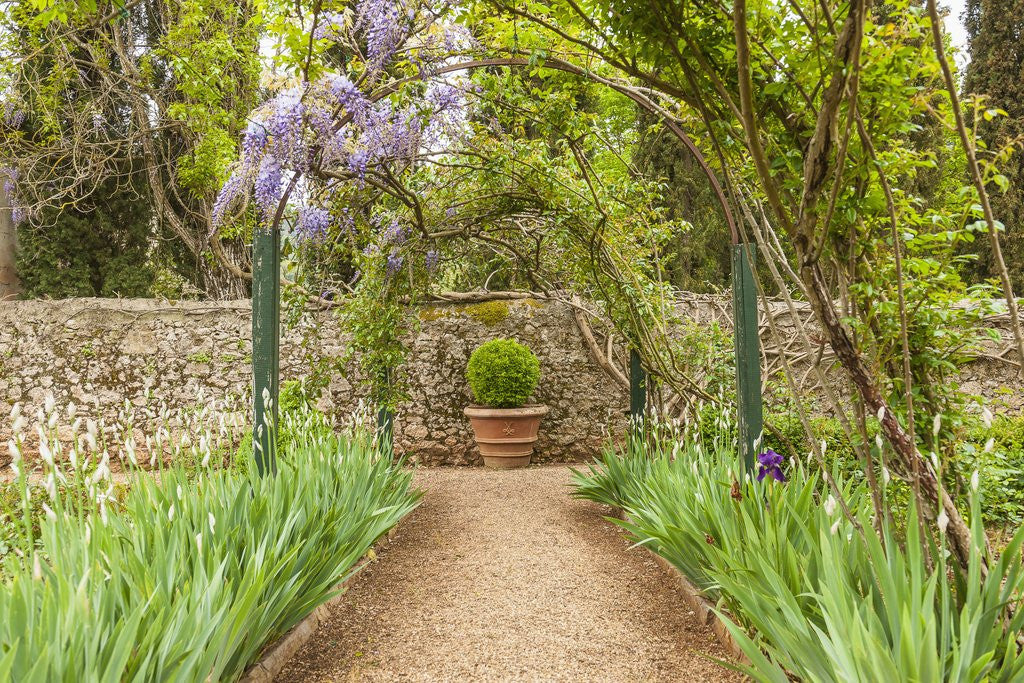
[616,509,750,665]
[239,527,398,683]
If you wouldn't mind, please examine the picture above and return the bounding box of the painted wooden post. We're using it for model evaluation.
[252,227,280,476]
[732,242,762,477]
[629,348,646,442]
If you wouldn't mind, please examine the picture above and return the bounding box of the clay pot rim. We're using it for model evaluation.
[464,404,549,418]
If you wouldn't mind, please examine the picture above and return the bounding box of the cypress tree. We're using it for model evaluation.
[963,0,1024,286]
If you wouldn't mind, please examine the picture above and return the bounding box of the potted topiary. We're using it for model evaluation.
[463,338,548,468]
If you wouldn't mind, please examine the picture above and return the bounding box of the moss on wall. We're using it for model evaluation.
[418,306,447,322]
[462,301,510,326]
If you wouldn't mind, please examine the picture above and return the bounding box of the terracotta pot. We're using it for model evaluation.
[464,404,549,468]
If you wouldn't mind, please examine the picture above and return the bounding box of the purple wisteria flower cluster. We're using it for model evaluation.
[211,0,469,244]
[355,0,412,77]
[298,205,331,240]
[1,166,25,226]
[756,449,787,483]
[2,98,25,129]
[424,249,439,272]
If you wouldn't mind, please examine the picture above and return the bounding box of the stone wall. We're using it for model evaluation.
[0,298,630,465]
[3,296,1022,468]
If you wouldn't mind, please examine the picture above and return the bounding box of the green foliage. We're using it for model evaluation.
[759,410,1024,527]
[16,174,155,298]
[2,0,262,297]
[338,295,412,410]
[633,112,731,292]
[466,338,540,408]
[0,425,419,681]
[963,0,1024,289]
[573,437,1024,681]
[960,415,1024,525]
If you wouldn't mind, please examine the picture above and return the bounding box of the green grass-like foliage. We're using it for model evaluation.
[466,338,540,408]
[573,438,1024,682]
[0,430,420,681]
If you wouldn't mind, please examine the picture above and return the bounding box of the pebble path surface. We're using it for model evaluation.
[276,465,743,682]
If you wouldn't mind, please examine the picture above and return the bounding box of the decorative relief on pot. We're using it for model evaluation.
[502,422,516,435]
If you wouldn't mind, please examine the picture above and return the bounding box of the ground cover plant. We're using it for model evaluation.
[0,401,419,682]
[573,431,1024,681]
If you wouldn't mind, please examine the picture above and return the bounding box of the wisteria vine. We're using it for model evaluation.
[212,0,473,284]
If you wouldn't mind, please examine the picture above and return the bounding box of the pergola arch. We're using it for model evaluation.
[251,56,762,476]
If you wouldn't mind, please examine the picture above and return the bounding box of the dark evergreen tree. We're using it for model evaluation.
[16,168,155,298]
[633,111,731,292]
[963,0,1024,287]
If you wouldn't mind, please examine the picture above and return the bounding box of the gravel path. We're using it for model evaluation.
[277,465,742,682]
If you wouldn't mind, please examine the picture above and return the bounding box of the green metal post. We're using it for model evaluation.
[376,369,394,453]
[732,242,763,477]
[252,227,280,476]
[629,348,646,442]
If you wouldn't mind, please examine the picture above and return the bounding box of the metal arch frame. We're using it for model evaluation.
[251,56,762,476]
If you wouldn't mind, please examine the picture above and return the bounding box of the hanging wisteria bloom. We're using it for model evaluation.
[756,449,787,483]
[381,219,408,245]
[211,0,471,250]
[385,251,404,278]
[2,98,25,129]
[355,0,411,77]
[253,157,284,218]
[297,205,331,240]
[425,249,439,272]
[1,166,26,225]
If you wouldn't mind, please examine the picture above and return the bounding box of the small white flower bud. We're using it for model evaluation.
[39,440,54,466]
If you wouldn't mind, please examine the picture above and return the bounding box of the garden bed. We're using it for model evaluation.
[0,407,420,682]
[573,439,1024,681]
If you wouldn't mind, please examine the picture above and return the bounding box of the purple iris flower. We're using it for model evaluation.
[756,449,787,483]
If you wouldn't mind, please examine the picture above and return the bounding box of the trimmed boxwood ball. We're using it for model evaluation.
[466,338,540,408]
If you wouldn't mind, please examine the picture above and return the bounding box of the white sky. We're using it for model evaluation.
[943,0,970,67]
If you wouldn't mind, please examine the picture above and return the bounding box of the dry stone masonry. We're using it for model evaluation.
[2,297,1022,466]
[0,298,629,466]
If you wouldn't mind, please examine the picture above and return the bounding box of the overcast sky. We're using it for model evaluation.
[944,0,970,66]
